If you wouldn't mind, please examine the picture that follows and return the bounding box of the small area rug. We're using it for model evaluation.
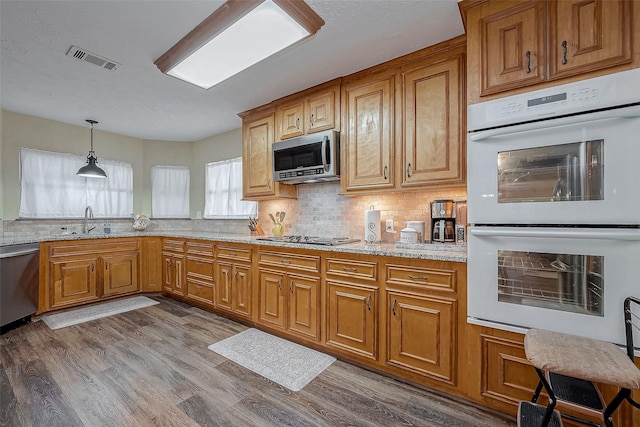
[42,296,159,330]
[208,328,336,391]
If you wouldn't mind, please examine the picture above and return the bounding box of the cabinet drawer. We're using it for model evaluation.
[386,264,455,292]
[186,278,214,305]
[162,239,185,253]
[186,256,214,281]
[49,239,139,257]
[326,258,378,281]
[217,246,252,262]
[259,251,320,273]
[186,241,214,257]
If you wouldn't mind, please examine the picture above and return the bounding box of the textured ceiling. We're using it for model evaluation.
[0,0,464,142]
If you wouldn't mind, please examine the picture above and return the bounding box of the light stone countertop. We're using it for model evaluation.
[0,231,467,262]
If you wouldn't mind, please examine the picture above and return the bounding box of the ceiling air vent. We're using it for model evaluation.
[66,45,120,71]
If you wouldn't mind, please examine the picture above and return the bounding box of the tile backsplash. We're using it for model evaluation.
[259,182,467,242]
[2,183,466,243]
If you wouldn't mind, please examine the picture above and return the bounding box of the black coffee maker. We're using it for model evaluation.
[430,200,455,243]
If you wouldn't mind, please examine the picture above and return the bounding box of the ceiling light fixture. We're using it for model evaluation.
[154,0,324,89]
[77,119,107,179]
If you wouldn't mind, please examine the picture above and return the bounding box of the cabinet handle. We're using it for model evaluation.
[561,40,568,65]
[105,262,108,270]
[196,261,203,266]
[228,252,237,256]
[267,179,272,189]
[196,285,203,289]
[392,298,397,316]
[383,165,388,180]
[408,274,428,281]
[289,280,293,293]
[278,280,282,291]
[309,114,314,126]
[91,263,95,272]
[366,295,371,311]
[296,117,300,129]
[342,267,357,272]
[281,259,291,264]
[525,51,531,73]
[406,163,412,178]
[235,271,239,281]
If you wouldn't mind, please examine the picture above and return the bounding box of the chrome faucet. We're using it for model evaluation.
[83,206,95,234]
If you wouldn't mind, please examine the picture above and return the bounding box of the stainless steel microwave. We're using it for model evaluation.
[272,130,340,184]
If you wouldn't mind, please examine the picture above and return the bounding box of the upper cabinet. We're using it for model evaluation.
[401,52,465,187]
[241,110,297,200]
[341,71,398,192]
[462,0,635,103]
[341,40,466,195]
[276,84,340,141]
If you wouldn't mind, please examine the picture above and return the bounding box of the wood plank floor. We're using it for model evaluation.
[1,296,516,427]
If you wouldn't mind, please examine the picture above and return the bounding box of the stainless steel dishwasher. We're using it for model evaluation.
[0,242,39,333]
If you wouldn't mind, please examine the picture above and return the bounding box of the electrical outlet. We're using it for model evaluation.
[386,219,394,232]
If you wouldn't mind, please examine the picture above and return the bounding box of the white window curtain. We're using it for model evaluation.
[204,157,257,219]
[151,165,190,218]
[19,148,133,218]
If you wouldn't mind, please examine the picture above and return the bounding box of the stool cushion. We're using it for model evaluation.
[524,329,640,390]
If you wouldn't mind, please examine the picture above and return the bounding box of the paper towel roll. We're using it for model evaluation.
[364,207,381,244]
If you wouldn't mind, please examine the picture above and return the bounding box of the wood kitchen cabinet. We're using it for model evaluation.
[162,238,185,297]
[241,110,297,200]
[341,71,397,192]
[39,238,140,313]
[215,244,253,319]
[275,83,340,141]
[401,49,465,187]
[462,0,635,103]
[185,240,215,308]
[325,257,380,361]
[257,250,321,341]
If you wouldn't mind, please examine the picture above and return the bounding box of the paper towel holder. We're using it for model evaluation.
[365,205,381,244]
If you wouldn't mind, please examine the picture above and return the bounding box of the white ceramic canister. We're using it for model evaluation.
[400,227,419,244]
[406,221,426,243]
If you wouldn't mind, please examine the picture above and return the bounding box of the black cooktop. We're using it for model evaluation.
[257,236,360,246]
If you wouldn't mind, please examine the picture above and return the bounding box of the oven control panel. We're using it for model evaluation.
[468,68,640,131]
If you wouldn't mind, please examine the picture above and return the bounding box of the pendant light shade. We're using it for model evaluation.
[77,119,107,178]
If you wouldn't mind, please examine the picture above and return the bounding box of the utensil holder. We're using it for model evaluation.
[272,223,284,237]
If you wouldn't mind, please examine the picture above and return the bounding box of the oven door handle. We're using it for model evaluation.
[469,105,640,142]
[469,227,640,240]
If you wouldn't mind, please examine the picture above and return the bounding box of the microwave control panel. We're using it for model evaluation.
[278,167,326,180]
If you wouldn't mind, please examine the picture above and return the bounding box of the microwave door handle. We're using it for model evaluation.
[469,227,640,241]
[321,135,329,171]
[469,105,640,142]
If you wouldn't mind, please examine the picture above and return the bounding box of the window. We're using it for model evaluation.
[19,148,133,218]
[204,157,257,218]
[151,165,190,218]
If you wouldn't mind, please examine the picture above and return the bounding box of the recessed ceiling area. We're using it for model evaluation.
[0,0,464,142]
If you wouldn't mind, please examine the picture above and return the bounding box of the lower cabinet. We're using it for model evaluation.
[40,238,141,313]
[386,291,456,385]
[215,244,253,319]
[185,240,215,308]
[326,280,379,360]
[162,239,186,297]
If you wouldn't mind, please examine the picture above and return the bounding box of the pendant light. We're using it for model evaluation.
[77,119,107,178]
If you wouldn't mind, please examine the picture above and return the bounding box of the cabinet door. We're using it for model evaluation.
[402,54,464,187]
[342,74,396,192]
[277,101,305,140]
[232,264,252,318]
[102,253,140,297]
[162,254,174,293]
[306,89,337,134]
[243,113,277,198]
[548,0,631,80]
[50,258,99,309]
[387,292,456,385]
[288,274,320,341]
[326,281,378,360]
[479,1,546,96]
[258,270,286,328]
[215,261,233,311]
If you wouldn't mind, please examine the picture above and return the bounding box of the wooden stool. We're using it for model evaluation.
[520,297,640,427]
